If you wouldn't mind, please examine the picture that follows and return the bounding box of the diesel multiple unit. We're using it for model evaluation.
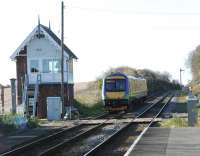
[102,72,148,111]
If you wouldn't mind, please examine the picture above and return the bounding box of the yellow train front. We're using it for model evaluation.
[102,72,148,112]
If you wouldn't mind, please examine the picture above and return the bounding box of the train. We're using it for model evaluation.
[102,72,148,112]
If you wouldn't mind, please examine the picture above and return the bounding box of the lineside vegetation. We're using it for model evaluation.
[187,45,200,94]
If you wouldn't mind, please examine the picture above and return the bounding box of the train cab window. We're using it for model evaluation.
[116,79,126,91]
[106,79,126,91]
[106,80,115,91]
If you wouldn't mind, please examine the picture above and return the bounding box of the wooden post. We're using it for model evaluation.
[66,58,71,119]
[1,86,4,114]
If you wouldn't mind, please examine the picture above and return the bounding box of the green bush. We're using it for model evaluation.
[0,113,20,132]
[27,117,39,128]
[0,113,39,131]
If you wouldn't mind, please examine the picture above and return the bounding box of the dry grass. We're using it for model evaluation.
[159,117,187,128]
[75,81,101,106]
[191,83,200,95]
[176,96,187,104]
[74,81,105,117]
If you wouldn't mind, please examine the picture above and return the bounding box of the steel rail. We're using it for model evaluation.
[84,94,173,156]
[124,95,173,156]
[38,123,110,156]
[1,124,100,156]
[0,111,111,156]
[38,112,126,156]
[1,113,123,156]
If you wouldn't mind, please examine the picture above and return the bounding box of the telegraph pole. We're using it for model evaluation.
[180,68,184,85]
[61,1,65,118]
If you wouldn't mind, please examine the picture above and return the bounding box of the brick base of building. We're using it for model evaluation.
[37,83,74,118]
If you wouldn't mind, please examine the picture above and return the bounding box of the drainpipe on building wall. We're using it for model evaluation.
[10,78,16,114]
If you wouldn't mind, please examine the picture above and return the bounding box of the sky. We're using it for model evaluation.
[2,0,200,85]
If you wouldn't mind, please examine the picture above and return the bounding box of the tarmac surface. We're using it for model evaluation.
[128,127,200,156]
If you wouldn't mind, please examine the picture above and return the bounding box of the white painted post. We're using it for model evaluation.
[10,78,16,114]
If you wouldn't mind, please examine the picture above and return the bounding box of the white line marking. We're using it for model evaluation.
[124,126,149,156]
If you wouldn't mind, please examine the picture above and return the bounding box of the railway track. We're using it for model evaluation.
[36,96,167,156]
[1,94,169,156]
[1,112,125,156]
[85,94,173,156]
[42,123,127,156]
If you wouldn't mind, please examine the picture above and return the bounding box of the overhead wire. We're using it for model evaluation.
[66,5,200,16]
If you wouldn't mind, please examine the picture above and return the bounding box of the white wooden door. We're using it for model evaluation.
[47,97,61,120]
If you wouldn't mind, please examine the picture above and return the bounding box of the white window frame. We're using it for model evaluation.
[42,59,61,73]
[30,60,39,73]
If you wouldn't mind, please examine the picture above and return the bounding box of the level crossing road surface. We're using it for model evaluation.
[128,127,200,156]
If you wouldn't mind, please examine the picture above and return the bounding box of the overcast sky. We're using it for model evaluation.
[2,0,200,85]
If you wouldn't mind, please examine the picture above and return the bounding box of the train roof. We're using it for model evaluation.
[106,72,146,80]
[127,75,146,80]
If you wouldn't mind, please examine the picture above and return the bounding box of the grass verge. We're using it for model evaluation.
[74,99,105,117]
[158,117,187,128]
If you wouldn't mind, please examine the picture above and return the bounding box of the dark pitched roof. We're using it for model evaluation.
[40,24,78,59]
